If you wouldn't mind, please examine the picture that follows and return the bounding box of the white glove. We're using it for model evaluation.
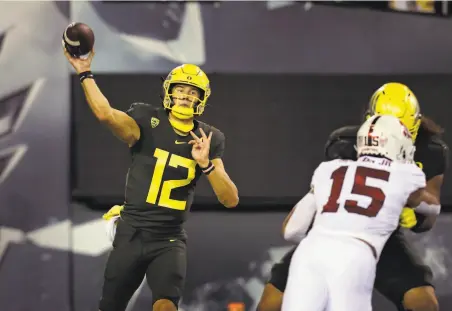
[105,215,120,243]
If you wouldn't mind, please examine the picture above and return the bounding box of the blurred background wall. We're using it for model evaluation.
[1,1,452,310]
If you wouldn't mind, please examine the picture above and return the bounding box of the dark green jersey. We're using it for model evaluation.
[120,103,225,239]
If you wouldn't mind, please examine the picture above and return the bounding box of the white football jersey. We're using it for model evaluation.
[310,156,426,258]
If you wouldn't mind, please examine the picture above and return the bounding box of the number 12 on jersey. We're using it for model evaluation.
[147,148,197,210]
[322,166,390,217]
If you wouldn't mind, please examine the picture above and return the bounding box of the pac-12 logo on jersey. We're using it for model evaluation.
[151,117,160,128]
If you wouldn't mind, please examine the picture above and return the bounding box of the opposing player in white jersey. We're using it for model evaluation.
[281,115,440,311]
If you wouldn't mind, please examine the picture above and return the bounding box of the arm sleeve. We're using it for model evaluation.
[283,163,323,243]
[284,192,317,243]
[407,164,427,195]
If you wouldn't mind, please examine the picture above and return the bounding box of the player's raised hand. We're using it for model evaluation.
[189,128,213,168]
[63,46,95,74]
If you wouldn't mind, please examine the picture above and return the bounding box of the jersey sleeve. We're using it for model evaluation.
[405,163,427,195]
[424,137,449,180]
[310,161,326,194]
[284,192,317,243]
[210,128,226,160]
[324,126,358,161]
[125,102,154,128]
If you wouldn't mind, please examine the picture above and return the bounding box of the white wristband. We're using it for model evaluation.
[414,201,441,215]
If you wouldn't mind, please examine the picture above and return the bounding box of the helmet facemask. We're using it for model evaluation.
[163,83,206,120]
[162,64,211,120]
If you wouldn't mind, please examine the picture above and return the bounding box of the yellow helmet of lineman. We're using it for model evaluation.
[367,82,421,141]
[162,64,211,119]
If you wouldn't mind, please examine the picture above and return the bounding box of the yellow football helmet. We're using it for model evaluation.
[367,82,421,141]
[162,64,211,118]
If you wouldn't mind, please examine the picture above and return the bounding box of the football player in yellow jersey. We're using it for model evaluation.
[64,46,239,311]
[259,83,447,311]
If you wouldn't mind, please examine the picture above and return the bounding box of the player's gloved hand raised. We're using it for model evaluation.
[63,46,95,74]
[399,207,417,228]
[189,128,212,168]
[103,204,124,221]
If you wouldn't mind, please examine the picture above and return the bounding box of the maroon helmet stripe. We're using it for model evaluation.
[367,116,381,145]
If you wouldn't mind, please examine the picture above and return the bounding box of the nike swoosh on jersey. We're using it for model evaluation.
[175,140,187,144]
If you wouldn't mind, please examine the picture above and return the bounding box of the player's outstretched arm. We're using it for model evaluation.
[408,175,443,233]
[410,138,448,232]
[207,158,239,208]
[64,47,140,147]
[189,129,239,208]
[282,191,317,243]
[82,79,140,147]
[407,188,440,209]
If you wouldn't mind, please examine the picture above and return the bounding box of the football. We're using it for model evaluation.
[62,22,95,58]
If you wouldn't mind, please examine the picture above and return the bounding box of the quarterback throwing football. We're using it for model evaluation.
[64,47,239,311]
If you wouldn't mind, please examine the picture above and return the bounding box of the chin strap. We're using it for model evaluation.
[169,116,194,134]
[171,105,195,119]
